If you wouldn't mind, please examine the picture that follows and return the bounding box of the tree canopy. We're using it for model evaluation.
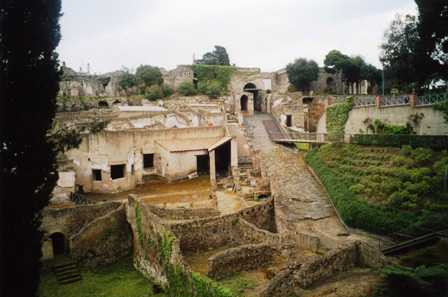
[135,65,163,86]
[380,15,420,91]
[325,50,380,86]
[1,1,62,296]
[195,45,230,65]
[415,0,448,84]
[286,58,319,92]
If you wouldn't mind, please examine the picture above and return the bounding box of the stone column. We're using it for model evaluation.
[209,150,216,187]
[410,93,416,108]
[230,138,239,190]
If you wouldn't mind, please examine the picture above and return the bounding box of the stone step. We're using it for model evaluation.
[53,259,82,285]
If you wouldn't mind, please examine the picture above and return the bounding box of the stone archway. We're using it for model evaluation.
[98,100,109,108]
[243,83,262,112]
[50,232,67,256]
[240,95,248,111]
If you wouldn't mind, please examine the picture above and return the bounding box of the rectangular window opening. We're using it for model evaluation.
[111,164,125,179]
[143,154,154,169]
[92,169,102,181]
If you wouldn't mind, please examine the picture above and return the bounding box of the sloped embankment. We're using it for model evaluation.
[305,144,448,236]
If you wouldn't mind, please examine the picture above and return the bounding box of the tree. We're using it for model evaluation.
[415,0,448,85]
[118,70,137,90]
[195,45,230,65]
[380,15,420,91]
[1,1,62,296]
[135,65,163,87]
[286,58,319,92]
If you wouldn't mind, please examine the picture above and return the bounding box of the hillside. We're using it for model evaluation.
[306,144,448,236]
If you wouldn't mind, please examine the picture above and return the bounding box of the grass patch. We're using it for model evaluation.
[39,258,166,297]
[217,273,259,297]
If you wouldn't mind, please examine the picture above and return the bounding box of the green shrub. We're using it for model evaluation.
[198,81,222,98]
[162,84,174,97]
[326,100,353,141]
[177,81,197,96]
[381,264,448,297]
[351,134,448,150]
[305,149,414,234]
[145,85,164,101]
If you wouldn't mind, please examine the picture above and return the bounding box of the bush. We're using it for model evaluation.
[351,134,448,150]
[144,85,163,101]
[326,100,353,141]
[381,265,448,297]
[305,149,414,234]
[198,81,222,98]
[177,81,197,96]
[161,84,174,97]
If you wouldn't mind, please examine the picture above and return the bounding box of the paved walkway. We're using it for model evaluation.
[244,113,351,248]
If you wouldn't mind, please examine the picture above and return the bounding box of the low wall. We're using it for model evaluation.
[70,204,132,267]
[41,202,122,237]
[345,105,448,135]
[208,243,275,279]
[169,200,282,255]
[239,199,277,233]
[146,205,220,220]
[260,241,384,296]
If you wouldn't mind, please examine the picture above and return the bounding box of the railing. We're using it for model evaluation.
[287,131,328,143]
[380,95,410,107]
[353,96,376,108]
[416,93,448,106]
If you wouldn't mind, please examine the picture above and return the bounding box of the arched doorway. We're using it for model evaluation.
[240,95,248,111]
[50,232,66,256]
[243,83,261,112]
[326,77,336,93]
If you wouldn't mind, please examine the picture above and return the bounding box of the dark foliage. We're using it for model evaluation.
[415,0,448,85]
[1,1,62,296]
[286,58,319,92]
[351,134,448,150]
[195,45,230,66]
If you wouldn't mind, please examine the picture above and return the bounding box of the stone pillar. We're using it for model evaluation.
[410,93,416,108]
[209,150,216,187]
[375,95,381,109]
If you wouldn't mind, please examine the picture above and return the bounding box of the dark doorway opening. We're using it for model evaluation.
[98,101,109,108]
[143,154,154,169]
[243,83,261,112]
[50,233,66,256]
[286,115,292,127]
[240,95,248,111]
[111,164,126,179]
[92,169,102,181]
[215,140,231,177]
[196,155,209,176]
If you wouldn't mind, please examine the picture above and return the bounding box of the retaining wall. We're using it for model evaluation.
[70,204,132,267]
[208,243,275,279]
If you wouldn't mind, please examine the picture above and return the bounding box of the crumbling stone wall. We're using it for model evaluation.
[208,243,275,279]
[260,241,383,297]
[239,199,276,233]
[70,204,132,267]
[41,202,122,237]
[146,205,221,220]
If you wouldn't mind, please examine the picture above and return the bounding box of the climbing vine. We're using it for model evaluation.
[192,65,235,97]
[133,203,234,297]
[326,98,353,141]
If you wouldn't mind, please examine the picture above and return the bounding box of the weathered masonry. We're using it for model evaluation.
[66,126,238,193]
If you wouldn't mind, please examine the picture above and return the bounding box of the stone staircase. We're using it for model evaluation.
[53,258,82,284]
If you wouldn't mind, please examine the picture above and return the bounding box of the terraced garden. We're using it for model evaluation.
[306,144,448,236]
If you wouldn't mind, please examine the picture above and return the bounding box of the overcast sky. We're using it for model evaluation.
[58,0,417,74]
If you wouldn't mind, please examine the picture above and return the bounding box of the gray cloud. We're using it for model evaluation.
[58,0,417,74]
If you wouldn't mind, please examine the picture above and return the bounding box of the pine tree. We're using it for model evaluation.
[1,1,62,296]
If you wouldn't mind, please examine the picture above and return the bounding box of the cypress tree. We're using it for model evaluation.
[1,1,62,296]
